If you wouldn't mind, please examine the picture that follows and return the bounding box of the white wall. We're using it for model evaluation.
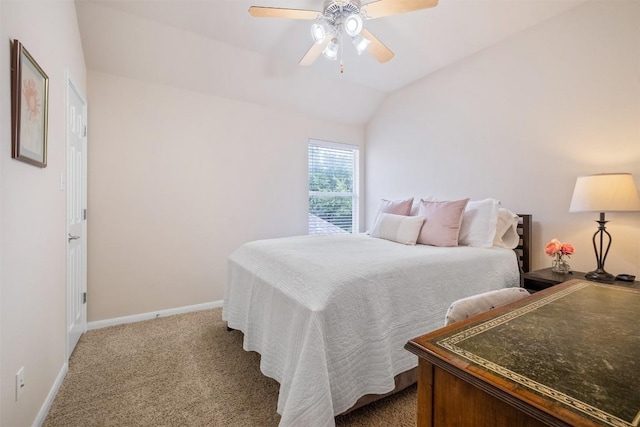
[0,1,86,426]
[87,72,364,322]
[366,1,640,275]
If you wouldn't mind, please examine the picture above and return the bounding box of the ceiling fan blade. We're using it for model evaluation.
[248,6,321,20]
[361,0,438,19]
[361,29,394,63]
[299,37,332,66]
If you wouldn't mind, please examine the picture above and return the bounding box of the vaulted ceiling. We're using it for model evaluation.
[76,0,584,125]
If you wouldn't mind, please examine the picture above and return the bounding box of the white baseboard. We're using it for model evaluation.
[33,362,68,427]
[87,300,223,331]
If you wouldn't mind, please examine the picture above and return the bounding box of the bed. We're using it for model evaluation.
[222,208,531,427]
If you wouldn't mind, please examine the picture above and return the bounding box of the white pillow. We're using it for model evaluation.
[493,208,520,249]
[369,213,424,245]
[458,198,500,248]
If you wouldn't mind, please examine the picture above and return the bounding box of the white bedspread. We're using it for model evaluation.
[222,234,520,427]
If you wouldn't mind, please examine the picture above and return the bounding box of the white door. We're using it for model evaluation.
[67,76,87,358]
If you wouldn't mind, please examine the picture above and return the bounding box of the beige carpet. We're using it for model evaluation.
[44,308,416,427]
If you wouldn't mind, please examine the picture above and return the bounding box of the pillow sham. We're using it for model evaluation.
[369,213,424,245]
[458,198,500,248]
[416,198,469,247]
[376,197,413,216]
[493,208,520,249]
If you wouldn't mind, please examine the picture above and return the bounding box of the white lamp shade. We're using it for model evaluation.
[352,34,371,55]
[569,173,640,212]
[344,14,363,37]
[311,23,327,44]
[322,38,339,60]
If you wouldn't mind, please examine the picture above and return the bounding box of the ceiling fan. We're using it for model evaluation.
[249,0,438,72]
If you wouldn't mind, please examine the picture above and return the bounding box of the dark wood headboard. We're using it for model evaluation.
[516,214,532,274]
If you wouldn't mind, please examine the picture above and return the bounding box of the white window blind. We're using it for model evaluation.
[308,140,359,235]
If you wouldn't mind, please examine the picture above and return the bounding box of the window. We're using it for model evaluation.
[308,140,359,235]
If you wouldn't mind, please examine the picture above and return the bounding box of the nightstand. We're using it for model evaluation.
[523,268,639,292]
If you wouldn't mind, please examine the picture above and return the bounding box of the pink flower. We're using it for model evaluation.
[545,239,561,256]
[560,243,574,256]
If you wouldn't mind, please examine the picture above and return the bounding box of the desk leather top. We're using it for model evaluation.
[419,281,640,427]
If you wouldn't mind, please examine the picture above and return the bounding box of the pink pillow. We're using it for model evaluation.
[377,198,413,216]
[416,198,470,247]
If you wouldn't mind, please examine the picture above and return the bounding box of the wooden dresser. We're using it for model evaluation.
[405,280,640,427]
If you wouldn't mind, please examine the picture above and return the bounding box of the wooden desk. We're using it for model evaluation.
[405,280,640,427]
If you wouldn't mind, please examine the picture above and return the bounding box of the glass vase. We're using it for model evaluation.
[551,258,571,274]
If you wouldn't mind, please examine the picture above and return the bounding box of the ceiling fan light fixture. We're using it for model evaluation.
[352,34,370,55]
[322,38,339,60]
[249,0,418,68]
[344,14,363,37]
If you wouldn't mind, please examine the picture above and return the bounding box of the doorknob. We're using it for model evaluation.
[68,233,80,242]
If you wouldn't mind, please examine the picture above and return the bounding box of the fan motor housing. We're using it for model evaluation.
[323,0,361,24]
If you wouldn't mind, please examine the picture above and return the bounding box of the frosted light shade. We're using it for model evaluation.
[311,23,326,44]
[352,34,371,55]
[344,14,363,36]
[322,38,339,60]
[569,173,640,212]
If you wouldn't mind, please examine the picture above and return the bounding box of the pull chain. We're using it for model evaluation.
[339,28,344,73]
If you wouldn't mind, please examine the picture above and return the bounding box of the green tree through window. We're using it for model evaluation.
[308,141,359,234]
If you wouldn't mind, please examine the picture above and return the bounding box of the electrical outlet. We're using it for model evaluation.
[16,367,25,401]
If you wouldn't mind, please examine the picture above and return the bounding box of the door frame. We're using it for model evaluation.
[66,71,88,359]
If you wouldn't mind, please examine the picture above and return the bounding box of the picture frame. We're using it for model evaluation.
[11,39,49,168]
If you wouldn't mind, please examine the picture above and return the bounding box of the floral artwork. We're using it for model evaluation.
[11,40,49,168]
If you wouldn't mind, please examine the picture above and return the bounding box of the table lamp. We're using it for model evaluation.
[569,173,640,282]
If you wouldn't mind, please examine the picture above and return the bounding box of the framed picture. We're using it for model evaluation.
[11,40,49,168]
